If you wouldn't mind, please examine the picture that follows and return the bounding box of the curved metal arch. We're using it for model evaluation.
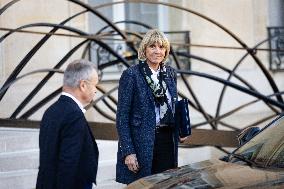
[0,0,282,151]
[0,23,130,101]
[123,0,283,104]
[2,1,183,116]
[96,95,117,115]
[97,30,144,41]
[86,0,283,106]
[20,87,62,119]
[176,77,283,130]
[1,25,140,119]
[0,13,87,100]
[80,28,144,64]
[64,0,284,127]
[0,23,91,42]
[96,20,153,35]
[176,91,239,130]
[0,0,20,15]
[90,21,148,68]
[76,0,284,106]
[176,52,280,124]
[97,55,137,70]
[175,52,254,128]
[10,39,89,118]
[5,39,128,119]
[170,46,218,129]
[14,74,119,120]
[91,18,224,128]
[94,85,118,109]
[193,91,284,129]
[1,0,282,105]
[86,85,120,122]
[20,85,119,121]
[0,69,64,96]
[177,52,257,91]
[20,86,119,121]
[0,0,131,42]
[97,86,118,105]
[177,70,284,109]
[0,1,139,101]
[0,68,63,119]
[215,33,284,122]
[0,1,143,119]
[67,0,137,53]
[11,32,130,119]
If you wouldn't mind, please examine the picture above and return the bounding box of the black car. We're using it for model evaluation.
[127,114,284,189]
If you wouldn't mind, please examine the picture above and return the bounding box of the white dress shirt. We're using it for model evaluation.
[61,92,86,114]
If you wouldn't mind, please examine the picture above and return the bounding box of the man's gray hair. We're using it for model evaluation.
[63,59,97,88]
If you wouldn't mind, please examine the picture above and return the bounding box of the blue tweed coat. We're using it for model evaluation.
[116,64,178,184]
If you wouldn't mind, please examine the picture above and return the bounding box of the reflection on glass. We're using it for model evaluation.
[234,116,284,167]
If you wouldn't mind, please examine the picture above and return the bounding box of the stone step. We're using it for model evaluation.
[0,150,117,179]
[0,149,39,172]
[0,169,38,189]
[0,165,123,189]
[0,128,39,153]
[0,127,123,188]
[0,160,121,189]
[96,180,125,189]
[97,159,116,183]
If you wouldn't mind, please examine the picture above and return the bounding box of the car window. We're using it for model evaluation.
[268,142,284,168]
[234,116,284,167]
[235,143,263,160]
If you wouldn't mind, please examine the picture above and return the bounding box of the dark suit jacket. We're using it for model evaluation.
[36,95,99,189]
[116,64,178,184]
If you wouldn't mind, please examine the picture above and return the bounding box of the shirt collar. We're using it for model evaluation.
[149,66,160,75]
[61,92,86,114]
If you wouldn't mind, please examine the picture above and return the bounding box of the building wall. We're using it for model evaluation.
[167,0,283,123]
[0,0,283,124]
[0,0,88,119]
[0,0,283,173]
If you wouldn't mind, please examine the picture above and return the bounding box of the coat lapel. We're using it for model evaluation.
[164,69,177,101]
[137,65,155,104]
[146,84,155,104]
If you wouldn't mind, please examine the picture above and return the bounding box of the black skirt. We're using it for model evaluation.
[151,126,175,174]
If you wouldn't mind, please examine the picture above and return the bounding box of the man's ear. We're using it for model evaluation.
[79,80,86,92]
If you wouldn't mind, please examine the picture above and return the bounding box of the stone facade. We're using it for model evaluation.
[0,1,283,188]
[1,0,283,122]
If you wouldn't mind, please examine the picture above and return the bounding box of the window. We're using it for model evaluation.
[268,0,284,71]
[268,27,284,71]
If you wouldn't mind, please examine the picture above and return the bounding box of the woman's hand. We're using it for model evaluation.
[125,154,140,173]
[179,136,189,143]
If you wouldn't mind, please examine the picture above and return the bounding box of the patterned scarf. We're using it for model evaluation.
[139,61,174,125]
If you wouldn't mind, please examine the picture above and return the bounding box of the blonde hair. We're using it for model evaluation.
[138,29,170,63]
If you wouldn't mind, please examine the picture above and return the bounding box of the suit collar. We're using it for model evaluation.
[58,95,86,113]
[61,92,86,113]
[59,95,96,141]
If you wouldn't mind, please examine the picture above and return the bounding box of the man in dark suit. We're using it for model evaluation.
[36,59,99,189]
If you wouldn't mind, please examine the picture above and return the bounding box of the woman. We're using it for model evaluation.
[116,29,188,184]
